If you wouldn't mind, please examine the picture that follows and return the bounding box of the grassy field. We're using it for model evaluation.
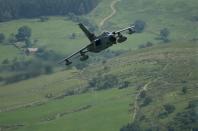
[0,88,134,131]
[0,0,198,130]
[0,43,197,130]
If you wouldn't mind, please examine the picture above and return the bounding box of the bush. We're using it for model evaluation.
[138,44,146,49]
[188,100,198,109]
[160,28,169,38]
[0,33,5,43]
[2,59,9,64]
[158,110,168,119]
[138,42,153,49]
[164,104,175,114]
[139,90,146,98]
[87,74,119,90]
[134,20,146,33]
[120,122,140,131]
[156,28,170,43]
[141,96,152,107]
[182,86,187,94]
[190,16,198,22]
[168,103,197,130]
[118,81,130,89]
[145,42,153,47]
[2,58,49,84]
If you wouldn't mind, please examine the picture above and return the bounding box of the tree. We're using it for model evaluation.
[158,28,170,43]
[0,0,99,22]
[15,26,32,41]
[24,39,32,47]
[0,33,5,43]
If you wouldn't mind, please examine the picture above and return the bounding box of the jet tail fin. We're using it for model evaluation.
[78,23,96,41]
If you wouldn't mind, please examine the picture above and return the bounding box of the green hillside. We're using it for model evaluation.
[0,43,197,131]
[0,0,198,130]
[0,0,198,60]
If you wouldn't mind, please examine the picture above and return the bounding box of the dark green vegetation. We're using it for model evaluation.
[0,0,198,130]
[0,0,99,22]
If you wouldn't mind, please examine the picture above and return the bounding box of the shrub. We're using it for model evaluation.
[134,20,146,33]
[139,90,146,98]
[138,44,146,49]
[158,104,175,118]
[118,81,130,89]
[145,42,153,47]
[158,110,168,119]
[182,86,187,94]
[188,100,198,109]
[190,16,198,22]
[138,42,153,49]
[87,74,119,90]
[2,59,9,64]
[164,104,175,114]
[120,122,140,131]
[168,104,197,130]
[141,96,152,107]
[156,28,170,43]
[0,33,5,43]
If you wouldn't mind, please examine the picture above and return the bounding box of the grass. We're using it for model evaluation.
[0,0,198,130]
[0,42,197,130]
[0,17,90,63]
[0,69,87,110]
[0,88,134,131]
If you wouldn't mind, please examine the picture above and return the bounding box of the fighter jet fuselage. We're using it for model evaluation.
[59,23,136,65]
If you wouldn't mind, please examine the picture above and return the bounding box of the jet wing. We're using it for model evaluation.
[58,44,91,65]
[114,25,136,34]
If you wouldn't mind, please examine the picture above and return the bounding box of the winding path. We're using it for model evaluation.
[99,0,121,28]
[131,64,169,122]
[132,81,153,122]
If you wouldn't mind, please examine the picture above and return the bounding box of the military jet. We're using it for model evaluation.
[59,23,136,65]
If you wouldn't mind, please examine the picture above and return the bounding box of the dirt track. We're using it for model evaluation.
[99,0,120,28]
